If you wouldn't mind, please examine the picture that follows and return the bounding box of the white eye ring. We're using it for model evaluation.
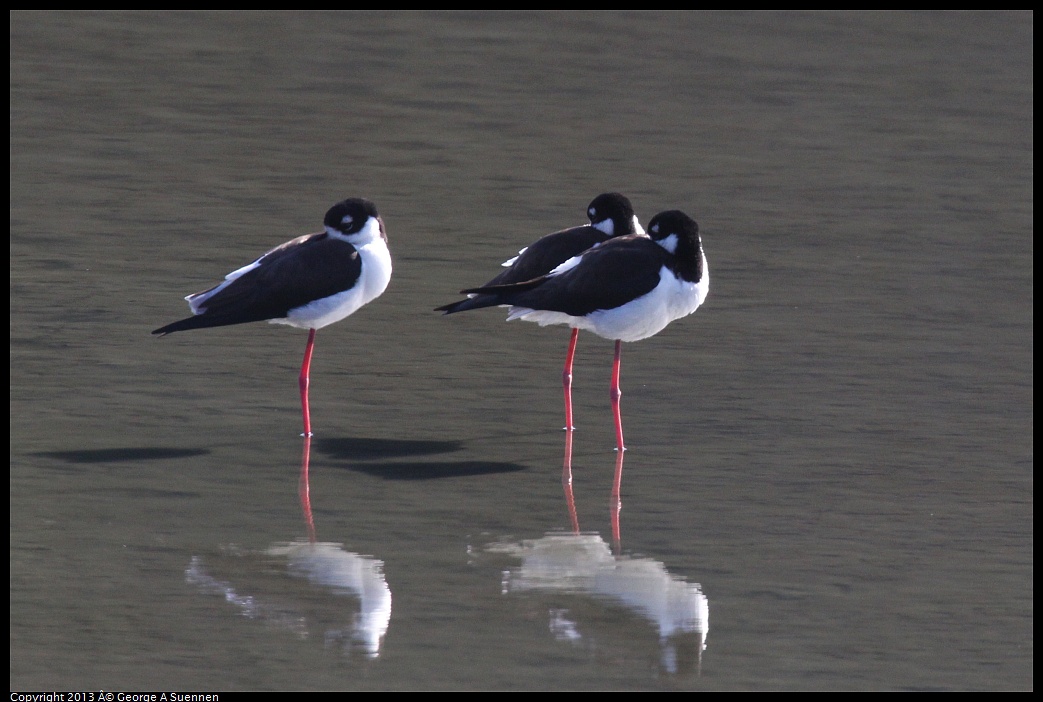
[588,208,596,218]
[341,215,354,226]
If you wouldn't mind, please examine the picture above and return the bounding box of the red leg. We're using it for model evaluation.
[299,328,316,437]
[611,339,625,452]
[562,328,579,431]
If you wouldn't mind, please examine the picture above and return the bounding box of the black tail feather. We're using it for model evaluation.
[434,295,498,315]
[436,276,549,315]
[152,314,254,335]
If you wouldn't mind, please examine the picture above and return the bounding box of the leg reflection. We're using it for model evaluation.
[561,429,580,534]
[611,447,625,555]
[298,434,317,544]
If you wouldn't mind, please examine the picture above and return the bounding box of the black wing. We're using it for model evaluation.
[153,233,362,334]
[485,225,610,286]
[468,235,666,317]
[435,224,610,314]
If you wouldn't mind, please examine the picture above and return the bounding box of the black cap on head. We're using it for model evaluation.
[324,198,380,234]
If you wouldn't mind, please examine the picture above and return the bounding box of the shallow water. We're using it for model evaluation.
[10,10,1032,691]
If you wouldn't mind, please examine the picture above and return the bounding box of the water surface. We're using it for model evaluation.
[10,10,1033,691]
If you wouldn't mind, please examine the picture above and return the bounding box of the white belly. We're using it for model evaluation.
[509,261,708,342]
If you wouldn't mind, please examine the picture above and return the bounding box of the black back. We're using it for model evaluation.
[436,192,640,314]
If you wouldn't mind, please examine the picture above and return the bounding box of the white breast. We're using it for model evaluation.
[277,230,392,330]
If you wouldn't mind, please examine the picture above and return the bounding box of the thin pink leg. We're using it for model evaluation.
[611,339,625,452]
[299,328,316,437]
[562,327,579,431]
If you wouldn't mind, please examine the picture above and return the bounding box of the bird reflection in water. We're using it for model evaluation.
[489,433,709,676]
[185,435,391,658]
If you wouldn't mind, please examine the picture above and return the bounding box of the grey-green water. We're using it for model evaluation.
[10,10,1032,691]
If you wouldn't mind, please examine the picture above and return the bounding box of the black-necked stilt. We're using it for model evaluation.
[153,197,392,437]
[441,209,708,451]
[435,192,645,431]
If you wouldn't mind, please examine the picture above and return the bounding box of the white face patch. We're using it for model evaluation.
[327,216,384,245]
[592,218,614,236]
[656,233,679,254]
